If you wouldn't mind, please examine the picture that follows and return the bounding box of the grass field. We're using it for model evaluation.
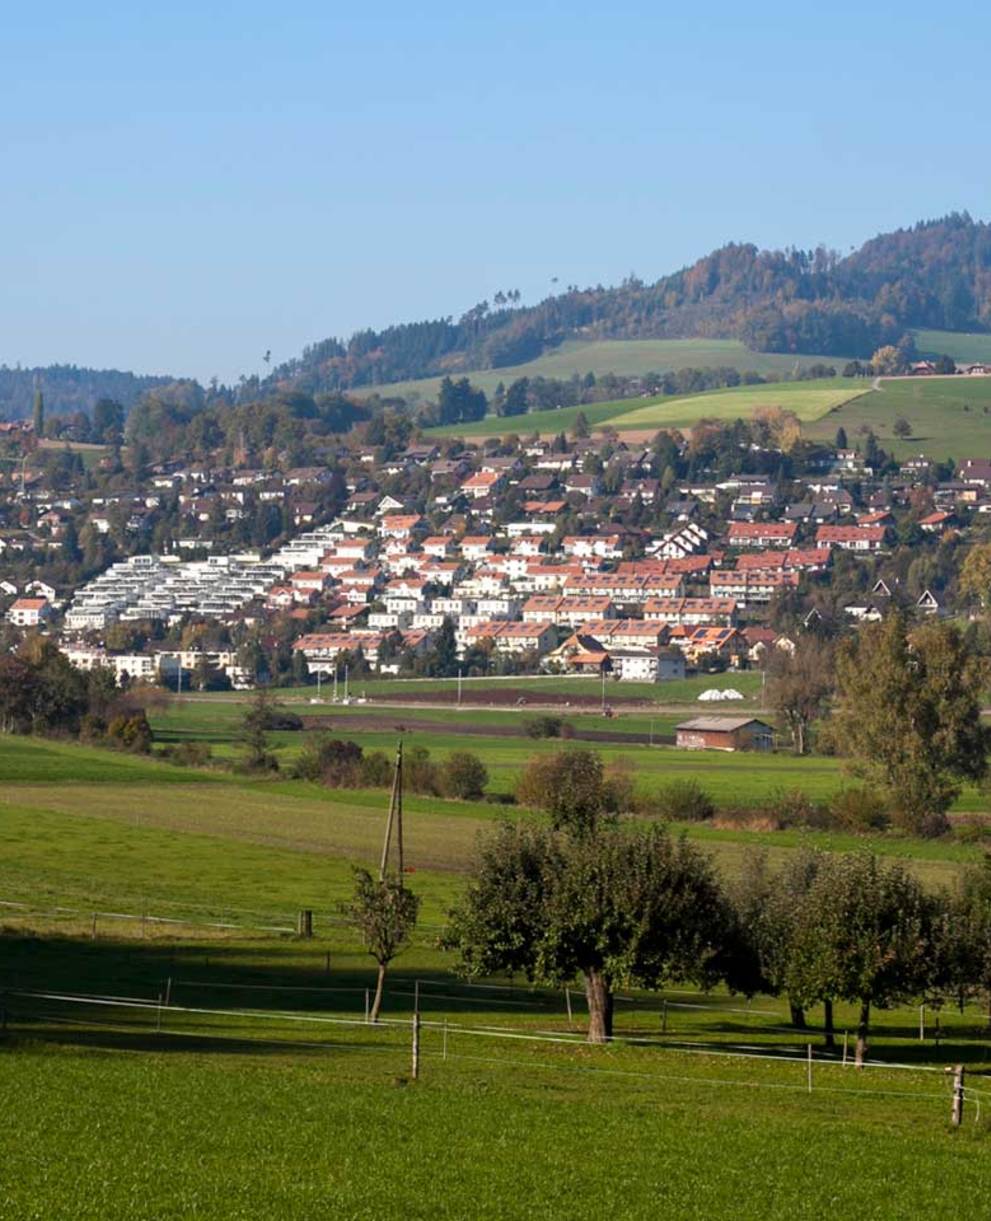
[352,338,852,404]
[4,729,991,1218]
[914,328,991,363]
[807,375,991,460]
[430,378,873,440]
[604,377,869,431]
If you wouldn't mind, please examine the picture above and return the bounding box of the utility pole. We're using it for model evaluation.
[457,667,463,708]
[344,664,349,703]
[332,665,338,703]
[379,741,405,881]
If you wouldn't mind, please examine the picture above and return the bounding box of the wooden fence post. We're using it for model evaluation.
[842,1030,848,1066]
[565,986,573,1026]
[919,1003,925,1042]
[296,909,313,939]
[949,1065,965,1127]
[807,1043,813,1093]
[411,1010,421,1081]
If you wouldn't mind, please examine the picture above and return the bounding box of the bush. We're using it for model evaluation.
[523,715,564,739]
[265,710,304,731]
[106,711,153,754]
[406,746,442,796]
[161,741,213,767]
[764,787,822,829]
[830,787,890,832]
[359,750,393,787]
[291,735,363,786]
[440,751,489,800]
[653,779,715,822]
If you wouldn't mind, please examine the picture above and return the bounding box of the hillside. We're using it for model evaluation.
[348,338,847,404]
[272,213,991,393]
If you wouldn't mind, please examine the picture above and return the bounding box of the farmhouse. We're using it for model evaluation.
[675,716,774,752]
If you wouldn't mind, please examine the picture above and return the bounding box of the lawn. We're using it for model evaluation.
[353,337,853,404]
[806,374,991,460]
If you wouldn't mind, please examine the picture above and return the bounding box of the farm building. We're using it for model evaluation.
[675,716,774,752]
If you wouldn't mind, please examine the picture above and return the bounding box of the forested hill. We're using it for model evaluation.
[0,365,176,420]
[272,212,991,393]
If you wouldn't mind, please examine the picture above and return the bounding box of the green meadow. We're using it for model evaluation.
[2,730,991,1218]
[807,374,991,460]
[355,337,851,404]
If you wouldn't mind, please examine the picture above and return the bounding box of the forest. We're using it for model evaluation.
[271,213,991,391]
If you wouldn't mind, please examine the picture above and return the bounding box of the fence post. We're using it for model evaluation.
[91,912,98,940]
[164,977,173,1007]
[919,1003,925,1042]
[842,1030,848,1066]
[296,909,313,939]
[411,1010,421,1081]
[443,1019,448,1061]
[565,986,573,1026]
[156,991,163,1034]
[949,1065,965,1127]
[364,989,370,1024]
[661,999,668,1034]
[807,1043,813,1094]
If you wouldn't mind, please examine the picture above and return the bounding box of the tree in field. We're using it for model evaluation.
[498,378,529,417]
[340,868,420,1023]
[834,425,848,448]
[240,686,279,772]
[515,748,625,835]
[833,613,989,836]
[440,750,488,799]
[730,847,831,1037]
[765,637,834,755]
[571,410,590,439]
[946,859,991,1024]
[959,543,991,610]
[786,853,935,1066]
[445,821,733,1042]
[893,416,913,438]
[871,345,903,375]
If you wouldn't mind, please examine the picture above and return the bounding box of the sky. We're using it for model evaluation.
[1,1,989,385]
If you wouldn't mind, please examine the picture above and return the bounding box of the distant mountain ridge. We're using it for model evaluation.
[272,212,991,394]
[0,364,176,421]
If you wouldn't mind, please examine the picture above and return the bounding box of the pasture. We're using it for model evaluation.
[2,730,991,1218]
[604,378,870,432]
[430,377,872,440]
[353,337,851,404]
[807,375,991,460]
[913,328,991,363]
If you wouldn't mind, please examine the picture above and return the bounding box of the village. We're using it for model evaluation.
[0,416,981,755]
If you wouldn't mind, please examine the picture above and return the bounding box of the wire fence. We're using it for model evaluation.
[2,985,985,1128]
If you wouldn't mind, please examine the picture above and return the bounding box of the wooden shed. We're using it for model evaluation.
[675,716,774,752]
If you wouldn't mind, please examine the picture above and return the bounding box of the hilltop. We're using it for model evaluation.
[271,212,991,393]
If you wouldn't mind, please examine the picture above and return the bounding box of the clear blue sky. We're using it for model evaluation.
[2,1,988,385]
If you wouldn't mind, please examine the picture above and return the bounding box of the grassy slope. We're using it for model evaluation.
[353,338,851,404]
[430,378,872,439]
[806,375,991,460]
[605,378,869,430]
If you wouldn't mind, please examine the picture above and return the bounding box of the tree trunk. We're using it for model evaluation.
[823,998,835,1049]
[789,1001,806,1029]
[370,961,387,1023]
[584,969,614,1044]
[855,999,870,1068]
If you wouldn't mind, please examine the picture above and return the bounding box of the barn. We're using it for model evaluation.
[675,716,774,752]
